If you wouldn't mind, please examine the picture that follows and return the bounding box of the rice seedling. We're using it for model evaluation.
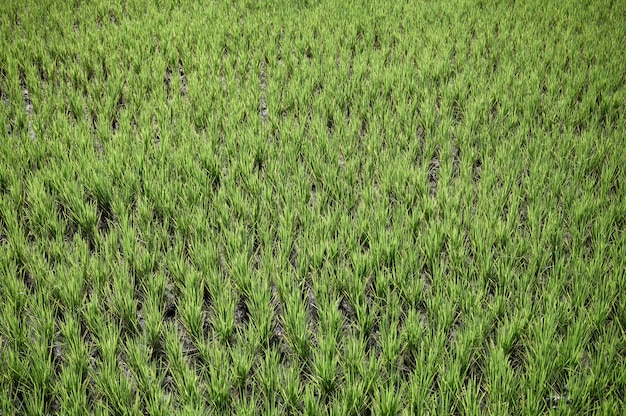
[1,0,625,414]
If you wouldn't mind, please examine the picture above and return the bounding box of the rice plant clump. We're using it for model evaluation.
[1,0,625,414]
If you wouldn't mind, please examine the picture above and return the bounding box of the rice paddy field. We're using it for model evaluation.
[1,0,625,414]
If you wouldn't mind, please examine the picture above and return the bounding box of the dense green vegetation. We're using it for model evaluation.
[1,0,625,414]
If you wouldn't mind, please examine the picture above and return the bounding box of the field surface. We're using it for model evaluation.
[1,0,625,414]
